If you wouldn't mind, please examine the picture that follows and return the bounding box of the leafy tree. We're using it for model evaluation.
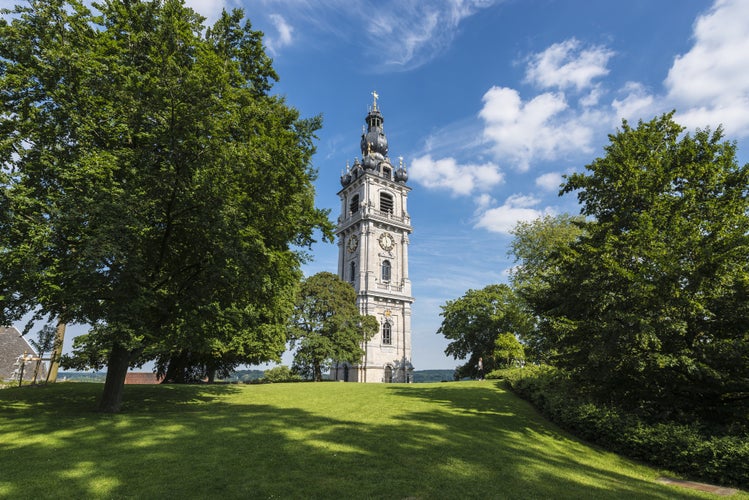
[262,365,301,383]
[493,332,525,368]
[552,113,749,421]
[288,272,377,381]
[437,284,533,378]
[509,214,584,362]
[0,0,331,412]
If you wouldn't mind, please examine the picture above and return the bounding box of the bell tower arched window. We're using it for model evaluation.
[349,261,356,285]
[382,321,392,345]
[350,194,359,214]
[380,192,393,214]
[381,260,391,282]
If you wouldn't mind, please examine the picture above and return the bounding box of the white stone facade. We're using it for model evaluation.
[331,97,414,383]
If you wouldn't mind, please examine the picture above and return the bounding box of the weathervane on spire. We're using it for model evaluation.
[371,90,379,110]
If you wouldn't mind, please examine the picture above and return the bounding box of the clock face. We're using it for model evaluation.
[379,232,394,251]
[347,235,359,253]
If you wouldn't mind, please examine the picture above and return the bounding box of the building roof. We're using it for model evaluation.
[0,326,41,381]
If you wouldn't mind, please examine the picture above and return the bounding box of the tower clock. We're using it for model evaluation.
[332,93,414,383]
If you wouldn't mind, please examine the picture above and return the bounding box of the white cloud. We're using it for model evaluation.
[525,38,614,91]
[266,14,294,54]
[612,82,655,122]
[184,0,229,24]
[254,0,498,70]
[410,155,503,196]
[479,86,594,171]
[665,0,749,136]
[475,194,552,234]
[365,0,500,70]
[535,172,564,192]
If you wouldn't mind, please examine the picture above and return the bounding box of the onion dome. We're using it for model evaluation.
[340,166,352,186]
[360,92,388,158]
[395,157,408,183]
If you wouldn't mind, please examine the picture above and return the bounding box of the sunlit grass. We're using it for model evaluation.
[0,381,741,499]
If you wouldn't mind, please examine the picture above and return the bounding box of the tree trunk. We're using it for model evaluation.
[46,319,66,383]
[99,343,132,413]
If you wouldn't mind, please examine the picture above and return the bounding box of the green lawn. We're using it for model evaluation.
[0,381,742,499]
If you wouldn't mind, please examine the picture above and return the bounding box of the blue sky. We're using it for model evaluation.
[229,0,749,370]
[10,0,749,371]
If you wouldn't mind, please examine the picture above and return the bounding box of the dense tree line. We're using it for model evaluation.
[439,113,749,425]
[0,0,333,412]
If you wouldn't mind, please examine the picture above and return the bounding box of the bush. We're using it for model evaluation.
[496,365,749,489]
[261,365,302,384]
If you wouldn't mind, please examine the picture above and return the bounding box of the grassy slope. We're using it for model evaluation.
[0,381,741,499]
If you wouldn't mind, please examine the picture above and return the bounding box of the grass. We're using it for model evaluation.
[0,381,743,499]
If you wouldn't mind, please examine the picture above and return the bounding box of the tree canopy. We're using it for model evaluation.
[546,113,749,421]
[437,284,533,378]
[0,0,332,411]
[288,272,377,381]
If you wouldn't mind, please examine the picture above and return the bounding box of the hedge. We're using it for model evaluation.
[490,366,748,489]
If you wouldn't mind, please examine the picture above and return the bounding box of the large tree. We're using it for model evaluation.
[288,272,377,381]
[552,113,749,421]
[0,0,331,411]
[437,284,533,378]
[508,214,584,362]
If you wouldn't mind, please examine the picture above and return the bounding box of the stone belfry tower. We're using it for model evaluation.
[332,92,414,383]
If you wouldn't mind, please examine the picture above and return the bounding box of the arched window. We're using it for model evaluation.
[380,192,393,214]
[382,321,392,345]
[349,194,359,214]
[381,260,391,282]
[349,261,356,285]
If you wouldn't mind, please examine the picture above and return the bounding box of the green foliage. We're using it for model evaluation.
[500,366,749,489]
[492,332,525,368]
[521,113,749,422]
[509,214,584,362]
[0,0,332,411]
[288,272,378,381]
[437,284,533,378]
[261,365,302,383]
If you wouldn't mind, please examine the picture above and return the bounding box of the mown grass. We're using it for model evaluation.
[0,381,742,499]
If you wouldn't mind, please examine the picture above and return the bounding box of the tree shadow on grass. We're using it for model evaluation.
[0,382,727,499]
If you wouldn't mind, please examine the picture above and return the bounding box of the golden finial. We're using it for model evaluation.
[371,90,379,110]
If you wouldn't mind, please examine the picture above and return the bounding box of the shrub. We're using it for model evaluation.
[498,365,749,489]
[261,365,302,384]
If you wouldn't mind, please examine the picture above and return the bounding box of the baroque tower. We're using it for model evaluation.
[331,93,414,383]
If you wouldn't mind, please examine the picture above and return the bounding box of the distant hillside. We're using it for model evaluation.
[412,370,456,383]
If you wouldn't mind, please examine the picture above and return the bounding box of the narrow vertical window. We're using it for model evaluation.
[349,261,356,285]
[380,192,393,214]
[350,194,359,214]
[381,260,391,282]
[382,321,392,345]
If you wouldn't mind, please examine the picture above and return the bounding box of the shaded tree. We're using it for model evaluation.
[509,214,584,362]
[288,272,377,381]
[552,113,749,421]
[437,284,533,378]
[0,0,331,411]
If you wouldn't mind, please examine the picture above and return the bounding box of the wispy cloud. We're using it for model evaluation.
[474,194,554,234]
[252,0,499,69]
[265,14,294,55]
[525,38,614,91]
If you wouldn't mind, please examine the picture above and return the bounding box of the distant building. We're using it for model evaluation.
[0,326,46,382]
[331,93,414,383]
